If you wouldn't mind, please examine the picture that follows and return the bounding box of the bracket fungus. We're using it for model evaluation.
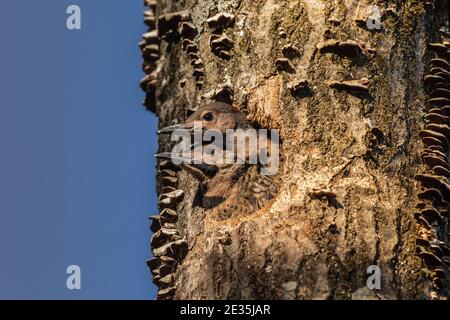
[282,44,300,59]
[159,160,180,171]
[419,130,449,150]
[158,11,189,37]
[275,58,294,73]
[433,166,450,177]
[206,12,235,29]
[431,88,450,99]
[418,251,444,269]
[317,40,369,58]
[431,69,450,82]
[150,215,161,233]
[422,155,448,170]
[210,34,233,59]
[426,123,450,138]
[426,113,449,124]
[431,58,450,71]
[144,10,156,28]
[160,169,177,178]
[139,24,160,113]
[327,79,370,94]
[151,226,180,248]
[142,29,159,44]
[157,287,176,300]
[422,136,448,151]
[207,13,235,60]
[428,43,450,58]
[179,24,204,88]
[429,97,450,107]
[179,22,197,40]
[140,72,158,92]
[423,74,446,86]
[161,176,178,188]
[192,68,204,78]
[414,174,450,200]
[144,0,157,11]
[418,188,446,206]
[185,43,198,54]
[162,186,176,195]
[191,59,204,69]
[204,83,234,104]
[420,208,445,225]
[288,79,311,98]
[160,208,178,225]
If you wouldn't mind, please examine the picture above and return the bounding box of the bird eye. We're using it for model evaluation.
[202,112,214,122]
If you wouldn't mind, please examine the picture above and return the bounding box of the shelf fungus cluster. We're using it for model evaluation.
[139,3,195,301]
[139,0,160,112]
[416,35,450,298]
[151,8,205,90]
[179,20,204,90]
[158,11,189,40]
[147,160,188,300]
[275,43,300,74]
[207,13,235,60]
[316,38,373,97]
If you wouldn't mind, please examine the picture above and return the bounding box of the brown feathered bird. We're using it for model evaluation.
[156,102,280,220]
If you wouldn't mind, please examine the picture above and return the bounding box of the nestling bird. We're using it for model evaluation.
[156,102,281,220]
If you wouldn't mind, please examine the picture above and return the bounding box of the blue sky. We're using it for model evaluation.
[0,1,158,299]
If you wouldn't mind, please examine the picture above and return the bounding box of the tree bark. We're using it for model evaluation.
[141,0,450,299]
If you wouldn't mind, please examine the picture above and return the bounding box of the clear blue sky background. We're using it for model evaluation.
[0,1,158,299]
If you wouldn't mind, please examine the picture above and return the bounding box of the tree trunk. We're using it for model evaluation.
[141,0,450,300]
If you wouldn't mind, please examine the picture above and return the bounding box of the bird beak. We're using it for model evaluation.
[158,123,195,134]
[154,152,193,163]
[154,152,216,181]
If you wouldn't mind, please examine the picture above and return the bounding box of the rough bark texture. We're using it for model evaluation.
[141,0,450,299]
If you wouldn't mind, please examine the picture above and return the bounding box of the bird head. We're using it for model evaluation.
[156,102,279,210]
[155,102,253,205]
[158,102,250,135]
